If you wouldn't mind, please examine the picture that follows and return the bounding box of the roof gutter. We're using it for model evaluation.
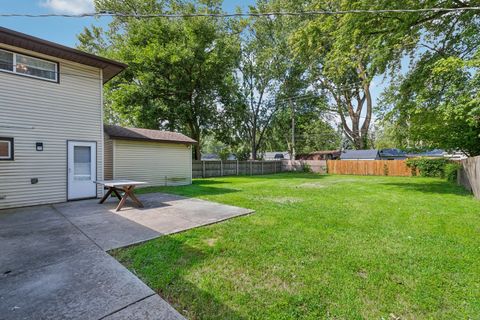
[0,27,127,83]
[108,135,197,145]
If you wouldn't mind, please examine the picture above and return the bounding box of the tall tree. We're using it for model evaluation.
[288,1,381,150]
[266,95,340,155]
[370,2,480,155]
[217,1,309,159]
[78,0,240,159]
[380,57,480,156]
[288,0,480,153]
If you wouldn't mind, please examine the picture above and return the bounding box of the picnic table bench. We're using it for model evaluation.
[94,180,146,212]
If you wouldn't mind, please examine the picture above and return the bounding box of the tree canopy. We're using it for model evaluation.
[78,0,480,157]
[79,0,240,159]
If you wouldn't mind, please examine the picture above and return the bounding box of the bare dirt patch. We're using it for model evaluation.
[256,196,303,204]
[204,238,218,247]
[297,182,327,188]
[297,179,360,189]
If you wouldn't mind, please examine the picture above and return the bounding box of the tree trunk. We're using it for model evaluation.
[333,89,371,149]
[194,136,201,160]
[251,122,257,160]
[188,121,201,160]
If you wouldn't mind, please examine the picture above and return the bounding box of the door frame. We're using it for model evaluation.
[66,140,98,201]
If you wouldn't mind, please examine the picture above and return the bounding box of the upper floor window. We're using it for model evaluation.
[0,49,58,82]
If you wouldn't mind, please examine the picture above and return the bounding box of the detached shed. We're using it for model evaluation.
[104,125,196,186]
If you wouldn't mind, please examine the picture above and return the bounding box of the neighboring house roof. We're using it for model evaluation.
[201,153,237,160]
[0,27,126,83]
[202,153,220,160]
[104,125,196,145]
[340,149,380,160]
[443,151,468,160]
[308,150,341,155]
[407,149,446,158]
[263,151,291,160]
[379,148,407,158]
[297,150,341,160]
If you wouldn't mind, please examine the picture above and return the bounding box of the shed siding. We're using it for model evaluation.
[0,44,103,209]
[113,140,192,186]
[104,134,114,180]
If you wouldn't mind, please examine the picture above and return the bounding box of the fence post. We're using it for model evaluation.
[236,160,239,175]
[274,160,277,173]
[220,160,223,176]
[261,161,264,175]
[202,160,206,178]
[250,161,253,175]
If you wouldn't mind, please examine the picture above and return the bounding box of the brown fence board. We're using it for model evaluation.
[458,156,480,199]
[326,160,413,177]
[282,160,327,174]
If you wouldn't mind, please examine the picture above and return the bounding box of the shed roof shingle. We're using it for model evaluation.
[104,125,196,144]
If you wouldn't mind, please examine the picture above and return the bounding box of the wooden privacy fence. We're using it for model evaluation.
[327,160,414,177]
[457,156,480,199]
[282,160,327,174]
[193,160,283,178]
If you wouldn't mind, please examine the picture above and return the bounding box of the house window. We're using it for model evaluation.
[0,50,13,71]
[0,138,14,161]
[0,49,58,82]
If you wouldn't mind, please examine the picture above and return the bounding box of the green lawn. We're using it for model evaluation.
[112,173,480,319]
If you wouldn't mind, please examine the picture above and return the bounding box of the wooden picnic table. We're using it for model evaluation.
[94,180,147,212]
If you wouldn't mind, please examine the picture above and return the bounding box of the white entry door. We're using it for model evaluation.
[68,141,97,200]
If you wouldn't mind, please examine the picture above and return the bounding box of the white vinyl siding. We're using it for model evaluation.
[0,44,103,209]
[104,134,114,180]
[113,139,192,187]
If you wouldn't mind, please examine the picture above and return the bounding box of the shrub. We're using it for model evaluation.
[218,148,231,161]
[234,146,250,161]
[445,162,462,182]
[405,158,449,178]
[301,162,312,173]
[383,163,389,176]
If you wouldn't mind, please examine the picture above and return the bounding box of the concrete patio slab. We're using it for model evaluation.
[0,213,96,277]
[0,250,158,320]
[0,205,61,228]
[60,212,163,252]
[54,192,254,251]
[0,192,253,319]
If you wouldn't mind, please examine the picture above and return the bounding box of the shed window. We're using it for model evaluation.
[0,49,58,82]
[0,138,14,161]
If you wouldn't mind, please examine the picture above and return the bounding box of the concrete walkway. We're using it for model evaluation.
[0,193,253,319]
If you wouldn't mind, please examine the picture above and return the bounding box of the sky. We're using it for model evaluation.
[0,0,387,115]
[0,0,255,46]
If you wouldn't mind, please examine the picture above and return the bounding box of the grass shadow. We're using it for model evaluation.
[191,179,233,185]
[112,236,246,320]
[201,172,328,180]
[383,181,472,197]
[137,185,240,197]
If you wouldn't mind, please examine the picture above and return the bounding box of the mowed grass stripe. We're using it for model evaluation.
[112,173,480,319]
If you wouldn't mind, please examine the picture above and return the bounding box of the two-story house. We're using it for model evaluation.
[0,27,126,209]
